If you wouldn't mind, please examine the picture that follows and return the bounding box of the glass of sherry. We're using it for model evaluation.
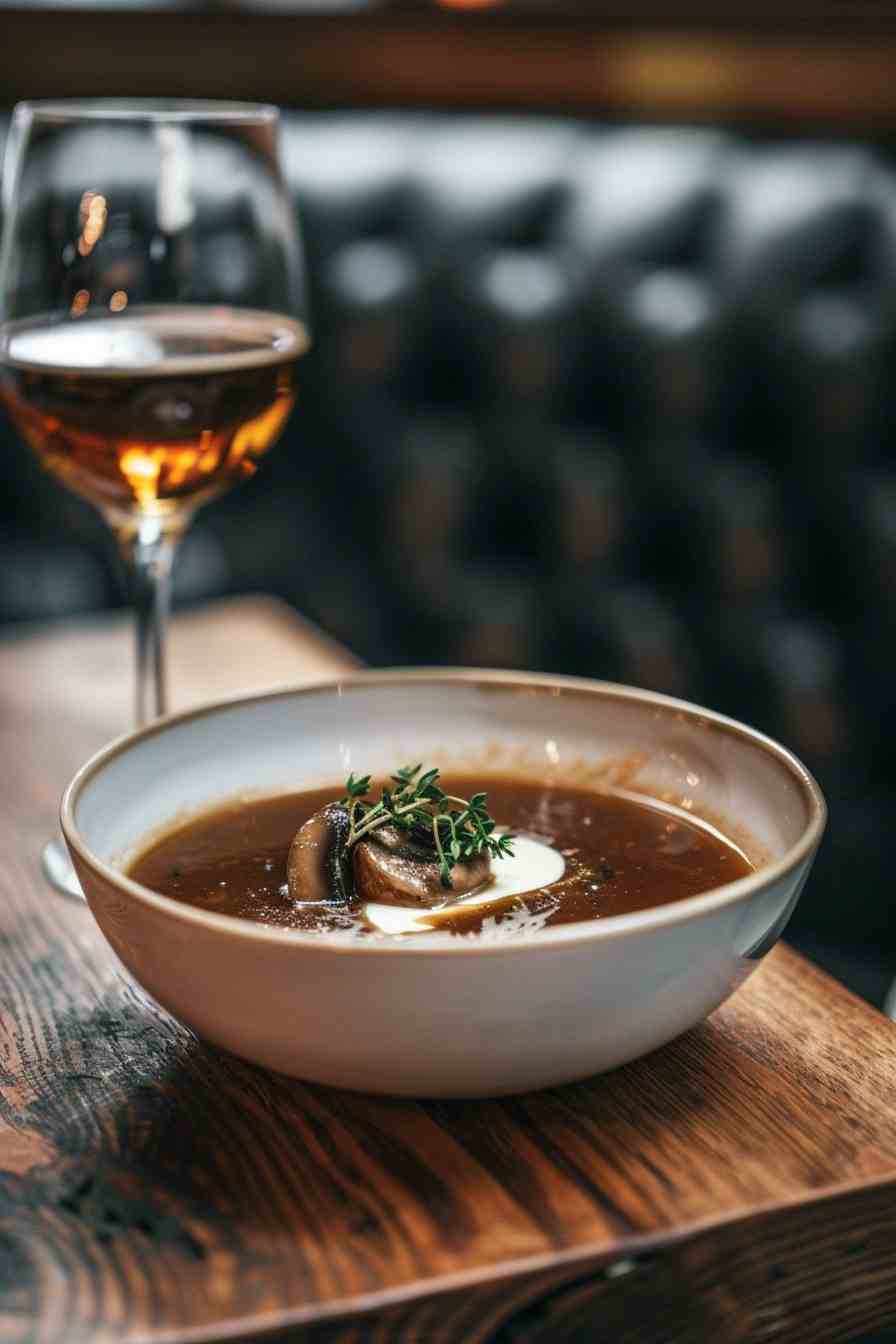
[0,100,308,897]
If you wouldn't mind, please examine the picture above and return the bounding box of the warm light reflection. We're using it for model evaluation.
[197,430,222,475]
[435,0,504,8]
[70,289,90,317]
[77,192,108,257]
[155,446,207,490]
[119,447,163,505]
[228,391,295,476]
[109,290,128,312]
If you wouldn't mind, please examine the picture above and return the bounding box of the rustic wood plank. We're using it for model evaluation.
[1,599,895,1343]
[277,1178,896,1344]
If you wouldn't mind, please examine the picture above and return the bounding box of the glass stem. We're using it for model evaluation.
[114,516,183,727]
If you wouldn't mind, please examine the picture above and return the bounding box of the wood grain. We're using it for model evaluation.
[1,599,896,1343]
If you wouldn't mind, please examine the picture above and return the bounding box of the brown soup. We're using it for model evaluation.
[129,775,753,938]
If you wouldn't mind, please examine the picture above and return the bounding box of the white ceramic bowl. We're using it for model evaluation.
[62,671,826,1097]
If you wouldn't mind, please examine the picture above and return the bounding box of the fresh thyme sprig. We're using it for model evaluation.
[340,764,514,888]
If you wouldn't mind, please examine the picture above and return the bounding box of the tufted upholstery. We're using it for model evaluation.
[3,113,895,959]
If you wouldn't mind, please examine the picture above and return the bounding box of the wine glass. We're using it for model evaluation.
[0,100,307,897]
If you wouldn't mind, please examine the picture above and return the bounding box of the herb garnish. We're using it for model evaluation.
[341,764,515,888]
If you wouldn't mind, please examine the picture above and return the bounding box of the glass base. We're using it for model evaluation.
[41,835,84,900]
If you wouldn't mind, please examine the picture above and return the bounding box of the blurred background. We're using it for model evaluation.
[2,0,895,1006]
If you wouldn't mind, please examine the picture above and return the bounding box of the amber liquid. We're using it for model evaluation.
[0,305,309,516]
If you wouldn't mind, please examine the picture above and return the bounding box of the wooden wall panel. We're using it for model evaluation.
[1,13,896,130]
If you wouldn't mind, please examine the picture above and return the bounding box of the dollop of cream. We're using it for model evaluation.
[365,834,565,935]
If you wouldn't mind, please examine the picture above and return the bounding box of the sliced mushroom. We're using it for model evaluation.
[353,831,492,909]
[286,803,355,905]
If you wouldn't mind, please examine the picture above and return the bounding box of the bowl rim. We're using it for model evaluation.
[61,668,827,957]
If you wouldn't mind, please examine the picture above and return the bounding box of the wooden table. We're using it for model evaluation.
[2,597,895,1344]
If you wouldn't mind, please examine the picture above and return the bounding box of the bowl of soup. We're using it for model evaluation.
[61,670,825,1097]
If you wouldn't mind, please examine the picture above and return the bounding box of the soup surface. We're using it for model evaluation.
[129,775,753,938]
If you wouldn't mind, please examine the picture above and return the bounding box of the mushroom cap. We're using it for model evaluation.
[286,806,493,911]
[286,803,355,905]
[353,833,491,908]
